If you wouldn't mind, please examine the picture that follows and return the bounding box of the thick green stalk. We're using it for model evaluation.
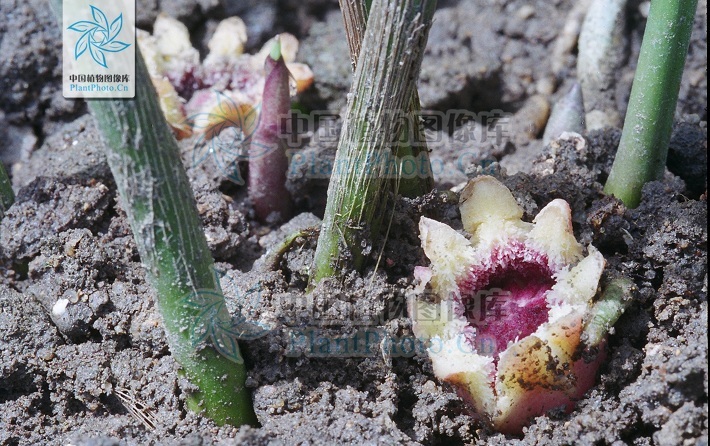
[339,0,434,197]
[50,0,255,426]
[604,0,698,208]
[0,162,13,219]
[310,0,437,285]
[93,52,256,426]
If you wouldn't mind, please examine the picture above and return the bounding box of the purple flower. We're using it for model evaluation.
[410,176,607,434]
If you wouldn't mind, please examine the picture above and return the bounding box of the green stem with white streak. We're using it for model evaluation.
[340,0,434,198]
[310,0,437,285]
[604,0,698,208]
[50,0,256,426]
[92,52,256,426]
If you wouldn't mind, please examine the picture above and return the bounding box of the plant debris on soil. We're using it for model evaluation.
[0,0,707,445]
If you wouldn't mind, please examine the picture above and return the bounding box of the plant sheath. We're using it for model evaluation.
[340,0,434,198]
[310,0,437,285]
[604,0,698,208]
[89,49,256,426]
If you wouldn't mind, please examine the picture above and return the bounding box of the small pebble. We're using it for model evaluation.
[40,349,55,361]
[536,77,557,96]
[52,298,69,316]
[516,5,535,20]
[512,94,551,143]
[66,289,80,304]
[639,1,651,18]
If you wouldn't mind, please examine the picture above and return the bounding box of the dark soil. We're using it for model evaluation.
[1,0,707,445]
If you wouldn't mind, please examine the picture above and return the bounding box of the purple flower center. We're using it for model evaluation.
[458,243,555,359]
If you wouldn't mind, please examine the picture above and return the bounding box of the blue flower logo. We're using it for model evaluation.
[180,286,271,364]
[68,5,130,68]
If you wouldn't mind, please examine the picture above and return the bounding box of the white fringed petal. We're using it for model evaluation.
[153,13,199,66]
[206,17,248,62]
[459,176,524,233]
[429,336,496,417]
[548,245,605,308]
[413,176,607,434]
[529,199,583,265]
[419,217,476,298]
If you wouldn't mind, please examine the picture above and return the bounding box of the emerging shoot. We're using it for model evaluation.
[577,0,628,130]
[249,39,294,223]
[543,83,585,145]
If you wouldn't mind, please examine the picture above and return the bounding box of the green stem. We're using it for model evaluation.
[310,0,437,285]
[604,0,698,208]
[0,162,13,219]
[50,0,256,426]
[94,55,256,426]
[339,0,434,197]
[94,52,256,427]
